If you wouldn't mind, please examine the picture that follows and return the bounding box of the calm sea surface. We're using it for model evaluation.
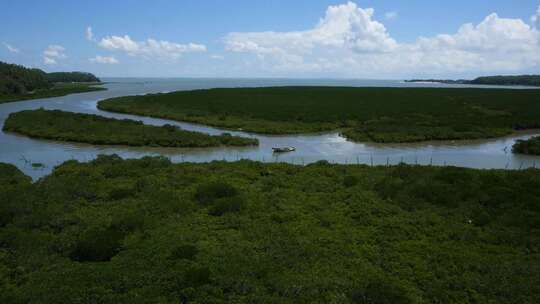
[1,78,539,179]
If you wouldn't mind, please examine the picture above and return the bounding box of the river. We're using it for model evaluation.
[1,78,539,179]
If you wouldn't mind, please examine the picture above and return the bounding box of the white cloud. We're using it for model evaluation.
[226,1,396,56]
[532,6,540,28]
[97,35,206,59]
[3,43,19,53]
[99,35,139,52]
[384,11,398,20]
[43,57,57,65]
[416,13,538,52]
[211,55,225,60]
[43,45,66,65]
[86,26,95,41]
[89,55,119,64]
[224,2,540,77]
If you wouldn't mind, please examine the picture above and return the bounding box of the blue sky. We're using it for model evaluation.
[1,0,540,78]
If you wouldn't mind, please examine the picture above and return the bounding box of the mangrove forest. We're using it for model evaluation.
[3,109,258,147]
[0,156,538,303]
[98,86,540,143]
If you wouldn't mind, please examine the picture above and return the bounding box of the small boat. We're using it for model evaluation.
[272,146,296,153]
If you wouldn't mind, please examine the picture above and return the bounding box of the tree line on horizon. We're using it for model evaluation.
[0,61,100,97]
[406,75,540,87]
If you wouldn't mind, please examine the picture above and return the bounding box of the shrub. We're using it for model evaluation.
[184,266,211,287]
[343,175,359,187]
[194,182,238,204]
[111,211,145,233]
[208,196,244,216]
[349,277,416,304]
[169,244,198,261]
[69,227,124,262]
[107,186,134,201]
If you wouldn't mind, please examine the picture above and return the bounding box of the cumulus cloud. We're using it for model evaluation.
[224,1,540,77]
[89,55,119,64]
[97,35,206,59]
[384,11,398,20]
[43,45,66,65]
[416,13,538,52]
[86,26,95,41]
[3,43,19,53]
[226,2,396,57]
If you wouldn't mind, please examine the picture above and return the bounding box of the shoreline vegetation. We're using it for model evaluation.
[405,75,540,87]
[513,136,540,155]
[0,82,105,103]
[3,109,258,147]
[0,156,538,302]
[0,61,106,103]
[98,86,540,143]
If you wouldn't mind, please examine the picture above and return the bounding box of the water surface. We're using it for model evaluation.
[1,78,539,179]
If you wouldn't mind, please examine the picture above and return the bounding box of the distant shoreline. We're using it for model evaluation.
[405,75,540,87]
[404,79,469,85]
[0,82,106,104]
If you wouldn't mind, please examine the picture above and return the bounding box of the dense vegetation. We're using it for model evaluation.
[0,156,538,303]
[0,82,105,103]
[470,75,540,87]
[406,75,540,87]
[46,72,101,83]
[98,86,540,143]
[513,136,540,155]
[0,61,104,103]
[3,109,258,147]
[0,61,51,95]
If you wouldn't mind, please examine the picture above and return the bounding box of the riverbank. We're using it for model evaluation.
[0,156,538,303]
[98,86,540,143]
[3,109,258,148]
[0,82,106,103]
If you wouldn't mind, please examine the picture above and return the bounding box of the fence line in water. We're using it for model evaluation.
[211,153,539,170]
[15,152,540,174]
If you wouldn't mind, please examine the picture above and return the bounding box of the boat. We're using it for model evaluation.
[272,146,296,153]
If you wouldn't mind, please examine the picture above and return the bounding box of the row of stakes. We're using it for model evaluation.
[20,154,537,170]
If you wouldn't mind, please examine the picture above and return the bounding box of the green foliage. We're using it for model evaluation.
[470,75,540,86]
[0,61,50,96]
[69,227,124,262]
[0,61,104,103]
[46,72,100,83]
[407,75,540,87]
[3,108,258,147]
[349,275,418,304]
[98,86,540,143]
[0,157,539,303]
[184,266,212,287]
[208,196,244,216]
[513,136,540,155]
[194,181,239,204]
[0,163,32,227]
[343,175,359,187]
[169,244,198,260]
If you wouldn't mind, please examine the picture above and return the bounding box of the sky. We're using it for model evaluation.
[1,0,540,79]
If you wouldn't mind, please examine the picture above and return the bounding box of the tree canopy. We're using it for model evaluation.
[46,71,100,83]
[0,61,103,103]
[0,157,539,303]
